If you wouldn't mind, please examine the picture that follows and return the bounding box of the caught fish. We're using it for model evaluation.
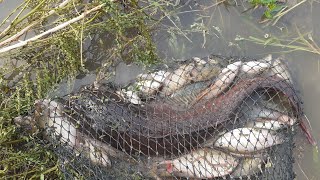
[155,148,238,179]
[266,57,293,83]
[45,76,302,157]
[260,54,273,62]
[240,106,297,127]
[188,57,221,82]
[161,63,195,96]
[245,118,289,131]
[260,57,316,145]
[102,75,302,156]
[164,81,211,110]
[221,61,242,74]
[137,70,170,83]
[240,61,270,77]
[135,80,162,96]
[31,99,113,167]
[34,99,78,147]
[116,89,142,105]
[82,136,112,167]
[213,128,285,154]
[231,156,265,178]
[192,61,242,104]
[124,70,169,97]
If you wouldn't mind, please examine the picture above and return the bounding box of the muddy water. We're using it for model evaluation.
[1,0,320,179]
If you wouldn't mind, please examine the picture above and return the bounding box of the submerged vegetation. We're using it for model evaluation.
[0,0,318,179]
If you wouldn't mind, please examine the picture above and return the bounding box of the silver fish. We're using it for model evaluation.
[116,89,142,105]
[231,156,265,178]
[260,54,273,62]
[79,134,112,167]
[188,57,221,82]
[161,63,195,96]
[239,61,271,77]
[266,57,293,83]
[164,81,210,110]
[126,70,169,97]
[161,56,224,96]
[245,118,289,131]
[155,148,239,179]
[137,70,170,83]
[135,80,162,96]
[34,99,78,147]
[213,128,285,154]
[33,99,113,167]
[192,61,242,104]
[241,106,296,127]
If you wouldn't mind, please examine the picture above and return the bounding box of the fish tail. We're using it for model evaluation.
[299,118,317,146]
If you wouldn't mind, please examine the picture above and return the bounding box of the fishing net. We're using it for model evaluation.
[14,55,303,179]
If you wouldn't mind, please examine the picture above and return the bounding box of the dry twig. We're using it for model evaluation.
[0,4,105,54]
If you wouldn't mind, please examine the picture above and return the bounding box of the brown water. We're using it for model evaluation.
[1,0,320,179]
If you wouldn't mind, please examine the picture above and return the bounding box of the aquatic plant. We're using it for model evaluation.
[236,25,320,56]
[248,0,285,19]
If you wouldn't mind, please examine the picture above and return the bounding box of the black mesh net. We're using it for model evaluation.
[14,55,307,179]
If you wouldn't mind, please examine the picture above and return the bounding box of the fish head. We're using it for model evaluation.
[257,62,271,73]
[137,70,169,83]
[261,54,273,62]
[155,160,175,177]
[208,58,220,65]
[192,57,206,65]
[268,58,292,82]
[240,61,270,76]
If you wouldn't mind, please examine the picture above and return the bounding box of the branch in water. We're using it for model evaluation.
[0,3,105,54]
[0,0,72,47]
